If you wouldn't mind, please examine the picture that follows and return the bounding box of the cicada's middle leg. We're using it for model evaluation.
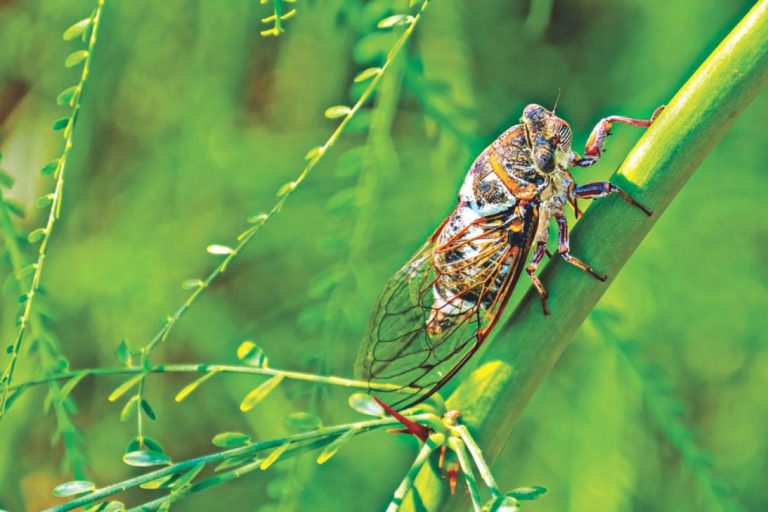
[554,213,607,282]
[572,182,653,216]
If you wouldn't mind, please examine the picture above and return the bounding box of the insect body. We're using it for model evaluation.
[356,103,664,409]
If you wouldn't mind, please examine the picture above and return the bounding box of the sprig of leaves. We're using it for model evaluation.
[127,4,435,448]
[259,0,298,37]
[46,406,437,512]
[0,164,87,477]
[0,0,107,416]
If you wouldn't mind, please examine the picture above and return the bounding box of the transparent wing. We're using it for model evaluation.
[355,205,538,409]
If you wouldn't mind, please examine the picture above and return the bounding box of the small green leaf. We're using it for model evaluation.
[284,412,322,432]
[115,340,131,366]
[181,278,204,290]
[35,193,54,208]
[56,85,79,106]
[174,371,218,402]
[65,50,89,68]
[122,450,171,467]
[317,426,360,464]
[41,159,61,176]
[170,462,205,493]
[353,67,382,82]
[15,264,36,280]
[486,496,519,512]
[348,393,383,416]
[108,374,144,402]
[4,198,24,217]
[240,374,284,411]
[140,399,156,420]
[276,181,297,197]
[0,171,14,188]
[139,473,178,490]
[51,117,70,131]
[28,228,47,243]
[378,14,414,28]
[247,212,269,224]
[212,432,252,448]
[236,340,268,367]
[206,244,234,255]
[17,293,28,304]
[120,395,139,422]
[63,18,92,41]
[58,373,88,401]
[125,436,165,454]
[101,502,126,512]
[304,146,324,161]
[214,455,257,472]
[506,485,548,501]
[259,443,290,470]
[324,105,352,119]
[52,480,96,497]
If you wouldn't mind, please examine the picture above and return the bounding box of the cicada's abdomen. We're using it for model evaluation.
[426,204,532,336]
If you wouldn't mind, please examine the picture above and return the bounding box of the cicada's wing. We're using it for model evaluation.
[355,205,538,410]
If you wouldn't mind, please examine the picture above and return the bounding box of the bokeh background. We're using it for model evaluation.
[0,0,766,510]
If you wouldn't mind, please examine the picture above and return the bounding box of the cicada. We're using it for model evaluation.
[355,103,664,409]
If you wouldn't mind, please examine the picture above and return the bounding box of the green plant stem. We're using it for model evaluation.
[45,414,433,512]
[0,0,106,415]
[0,192,87,477]
[437,2,768,510]
[7,362,415,395]
[141,0,431,359]
[454,425,500,498]
[127,436,335,512]
[386,435,441,512]
[447,437,483,512]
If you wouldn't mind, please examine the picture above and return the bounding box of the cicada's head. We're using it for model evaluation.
[521,104,573,174]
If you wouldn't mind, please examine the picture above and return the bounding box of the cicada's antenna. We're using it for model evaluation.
[552,88,562,114]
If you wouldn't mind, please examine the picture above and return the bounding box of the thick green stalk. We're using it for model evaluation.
[429,1,768,509]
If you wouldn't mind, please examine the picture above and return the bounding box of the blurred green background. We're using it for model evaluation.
[0,0,766,510]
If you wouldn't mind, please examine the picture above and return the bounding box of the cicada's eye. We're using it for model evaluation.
[556,123,572,150]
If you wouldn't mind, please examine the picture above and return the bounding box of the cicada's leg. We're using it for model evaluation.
[555,214,607,281]
[573,182,652,216]
[526,242,550,315]
[572,105,664,167]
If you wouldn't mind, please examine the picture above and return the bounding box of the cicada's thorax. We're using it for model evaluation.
[534,168,574,243]
[458,125,546,216]
[426,126,545,335]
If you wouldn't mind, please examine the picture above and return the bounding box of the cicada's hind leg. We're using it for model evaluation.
[572,182,652,216]
[555,214,607,282]
[526,242,550,315]
[572,105,664,167]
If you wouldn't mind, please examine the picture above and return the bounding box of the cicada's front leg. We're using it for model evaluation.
[554,213,607,282]
[572,105,664,168]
